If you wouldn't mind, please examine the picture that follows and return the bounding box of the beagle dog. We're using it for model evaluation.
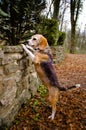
[21,34,77,120]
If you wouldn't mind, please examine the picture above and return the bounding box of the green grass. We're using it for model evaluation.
[38,84,48,97]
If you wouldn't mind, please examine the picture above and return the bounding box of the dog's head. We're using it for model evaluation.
[27,34,48,51]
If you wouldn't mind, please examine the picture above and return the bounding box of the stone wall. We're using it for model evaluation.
[51,46,65,64]
[0,45,65,127]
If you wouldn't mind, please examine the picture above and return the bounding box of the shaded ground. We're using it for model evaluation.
[10,54,86,130]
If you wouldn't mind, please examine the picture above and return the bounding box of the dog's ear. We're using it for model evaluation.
[38,37,48,50]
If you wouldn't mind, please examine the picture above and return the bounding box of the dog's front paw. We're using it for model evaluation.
[21,44,28,52]
[21,44,29,54]
[21,44,26,48]
[26,45,35,52]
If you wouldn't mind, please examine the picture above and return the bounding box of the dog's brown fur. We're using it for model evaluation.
[22,34,77,120]
[34,51,60,119]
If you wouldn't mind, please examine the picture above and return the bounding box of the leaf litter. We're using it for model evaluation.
[10,54,86,130]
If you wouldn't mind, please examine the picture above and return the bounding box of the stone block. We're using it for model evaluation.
[0,59,2,66]
[19,89,31,103]
[22,75,30,89]
[0,80,3,96]
[3,46,23,53]
[0,67,3,75]
[4,61,19,75]
[28,64,35,73]
[0,77,17,106]
[0,49,4,66]
[0,100,20,126]
[2,53,23,65]
[0,91,31,126]
[16,75,30,98]
[19,58,29,70]
[14,70,22,82]
[29,72,40,95]
[0,48,4,58]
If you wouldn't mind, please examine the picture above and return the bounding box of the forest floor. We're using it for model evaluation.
[10,54,86,130]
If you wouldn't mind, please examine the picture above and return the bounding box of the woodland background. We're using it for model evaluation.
[0,0,86,53]
[0,0,86,129]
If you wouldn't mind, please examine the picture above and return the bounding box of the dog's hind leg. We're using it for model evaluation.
[48,87,59,120]
[48,103,56,120]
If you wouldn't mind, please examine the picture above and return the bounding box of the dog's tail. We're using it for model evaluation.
[59,84,80,91]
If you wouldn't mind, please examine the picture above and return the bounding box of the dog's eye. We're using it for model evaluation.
[33,38,37,41]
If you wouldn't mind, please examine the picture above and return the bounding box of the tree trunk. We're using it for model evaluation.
[70,23,76,53]
[10,1,16,45]
[70,0,76,53]
[53,0,60,20]
[70,0,82,53]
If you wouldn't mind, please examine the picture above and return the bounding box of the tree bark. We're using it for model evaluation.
[70,23,76,53]
[10,1,16,45]
[70,0,82,53]
[53,0,60,20]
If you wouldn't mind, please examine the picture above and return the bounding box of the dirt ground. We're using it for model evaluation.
[10,54,86,130]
